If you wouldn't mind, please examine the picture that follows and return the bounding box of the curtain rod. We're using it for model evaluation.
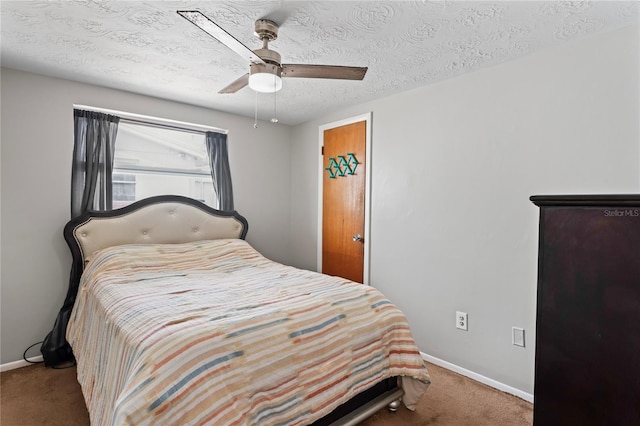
[73,104,228,135]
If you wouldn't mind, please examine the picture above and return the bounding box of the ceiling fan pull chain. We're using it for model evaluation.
[271,81,279,124]
[254,90,258,129]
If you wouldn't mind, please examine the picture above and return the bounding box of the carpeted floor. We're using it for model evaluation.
[1,361,532,425]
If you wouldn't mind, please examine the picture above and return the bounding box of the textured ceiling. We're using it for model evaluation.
[2,1,638,125]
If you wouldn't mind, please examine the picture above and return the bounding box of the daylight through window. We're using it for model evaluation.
[113,121,215,208]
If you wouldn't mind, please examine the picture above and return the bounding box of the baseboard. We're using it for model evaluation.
[421,352,534,403]
[0,356,44,372]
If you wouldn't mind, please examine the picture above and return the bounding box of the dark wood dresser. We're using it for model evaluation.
[530,195,640,425]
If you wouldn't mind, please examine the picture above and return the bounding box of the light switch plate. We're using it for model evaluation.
[512,327,525,347]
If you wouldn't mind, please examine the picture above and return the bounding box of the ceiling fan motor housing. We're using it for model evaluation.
[252,19,281,66]
[250,62,281,78]
[254,19,279,41]
[252,48,281,66]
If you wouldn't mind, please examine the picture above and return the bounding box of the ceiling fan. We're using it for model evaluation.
[177,10,368,94]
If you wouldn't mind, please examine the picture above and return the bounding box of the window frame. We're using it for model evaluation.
[73,105,228,208]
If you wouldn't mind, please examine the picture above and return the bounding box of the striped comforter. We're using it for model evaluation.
[67,239,430,425]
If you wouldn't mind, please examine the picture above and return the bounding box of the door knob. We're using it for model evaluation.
[352,234,363,242]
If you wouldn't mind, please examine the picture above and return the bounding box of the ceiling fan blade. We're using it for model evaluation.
[218,73,250,94]
[281,65,368,80]
[177,11,265,65]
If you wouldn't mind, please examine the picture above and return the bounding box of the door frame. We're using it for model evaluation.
[317,112,372,285]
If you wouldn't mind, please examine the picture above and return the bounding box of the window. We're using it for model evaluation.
[112,173,136,208]
[112,121,215,208]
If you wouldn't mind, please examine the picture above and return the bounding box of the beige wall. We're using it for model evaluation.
[289,25,640,395]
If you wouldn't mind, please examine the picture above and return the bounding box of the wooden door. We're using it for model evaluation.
[322,121,366,283]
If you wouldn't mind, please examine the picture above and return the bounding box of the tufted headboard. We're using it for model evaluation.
[64,195,248,268]
[42,195,248,366]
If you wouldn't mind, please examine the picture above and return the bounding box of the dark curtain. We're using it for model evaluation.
[70,110,120,217]
[205,131,234,211]
[41,110,120,367]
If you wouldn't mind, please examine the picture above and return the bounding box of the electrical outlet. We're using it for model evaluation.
[512,327,525,347]
[456,311,468,331]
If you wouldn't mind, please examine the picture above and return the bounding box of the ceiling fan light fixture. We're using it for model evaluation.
[249,72,282,93]
[249,63,282,93]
